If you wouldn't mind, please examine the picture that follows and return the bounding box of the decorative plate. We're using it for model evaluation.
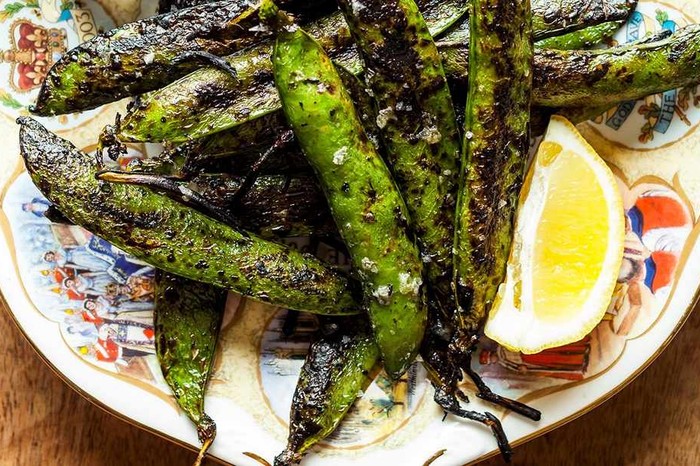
[1,1,699,465]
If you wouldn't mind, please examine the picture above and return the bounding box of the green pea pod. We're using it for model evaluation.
[335,0,460,312]
[118,22,700,145]
[275,317,379,466]
[454,0,533,331]
[126,172,337,239]
[535,20,623,50]
[169,64,378,174]
[30,1,265,116]
[534,25,700,108]
[18,117,361,315]
[268,4,426,378]
[532,0,635,40]
[155,270,226,465]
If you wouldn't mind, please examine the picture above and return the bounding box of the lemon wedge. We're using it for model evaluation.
[484,116,625,354]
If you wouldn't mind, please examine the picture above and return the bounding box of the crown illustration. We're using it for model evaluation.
[0,20,67,92]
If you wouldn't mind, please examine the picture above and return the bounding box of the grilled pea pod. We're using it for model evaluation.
[155,271,226,466]
[534,25,700,108]
[448,0,542,443]
[532,0,635,40]
[104,171,337,239]
[441,23,700,108]
[18,117,361,315]
[455,0,533,333]
[336,0,460,311]
[35,0,466,118]
[162,63,379,176]
[275,317,379,466]
[31,1,266,116]
[535,20,622,50]
[118,23,700,144]
[268,3,426,378]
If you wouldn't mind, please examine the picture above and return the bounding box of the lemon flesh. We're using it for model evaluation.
[485,116,625,354]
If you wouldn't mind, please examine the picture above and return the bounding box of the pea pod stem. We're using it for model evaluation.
[18,117,361,315]
[269,5,426,378]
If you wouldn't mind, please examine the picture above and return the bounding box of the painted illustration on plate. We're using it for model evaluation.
[0,0,118,127]
[3,172,168,388]
[588,2,700,149]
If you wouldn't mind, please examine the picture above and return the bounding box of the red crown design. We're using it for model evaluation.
[0,20,67,92]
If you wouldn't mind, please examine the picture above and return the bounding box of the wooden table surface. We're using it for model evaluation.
[1,295,698,466]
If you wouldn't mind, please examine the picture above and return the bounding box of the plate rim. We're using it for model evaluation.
[3,289,698,466]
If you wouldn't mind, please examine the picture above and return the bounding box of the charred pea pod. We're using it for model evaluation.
[534,25,700,108]
[18,117,361,315]
[455,0,533,335]
[532,0,635,39]
[267,3,426,378]
[35,0,466,119]
[155,270,226,466]
[446,0,542,453]
[162,63,379,176]
[102,171,338,239]
[440,24,700,110]
[118,21,700,145]
[335,0,461,312]
[30,1,265,116]
[436,0,635,44]
[275,317,379,466]
[535,20,623,50]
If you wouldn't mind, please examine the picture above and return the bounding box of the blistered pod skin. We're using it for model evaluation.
[30,1,263,115]
[270,14,426,378]
[118,18,700,145]
[275,318,379,466]
[531,0,636,39]
[154,271,226,461]
[335,0,460,317]
[534,20,624,50]
[18,117,362,316]
[454,0,534,332]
